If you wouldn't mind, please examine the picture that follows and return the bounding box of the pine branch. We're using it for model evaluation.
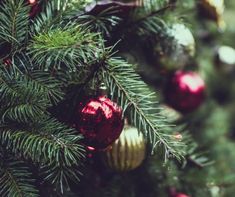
[187,153,214,168]
[102,57,185,160]
[76,7,121,37]
[32,0,70,35]
[0,0,29,48]
[140,0,170,14]
[2,103,46,123]
[133,14,168,37]
[31,0,94,33]
[0,153,39,197]
[29,25,104,71]
[0,117,85,193]
[0,67,59,123]
[29,71,65,104]
[137,5,172,23]
[40,161,83,194]
[0,118,84,166]
[2,54,65,104]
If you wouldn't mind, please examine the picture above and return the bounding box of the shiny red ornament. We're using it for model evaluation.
[25,0,42,18]
[28,0,36,4]
[164,71,205,113]
[75,96,124,150]
[172,193,190,197]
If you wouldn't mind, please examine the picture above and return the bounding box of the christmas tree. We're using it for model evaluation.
[0,0,235,196]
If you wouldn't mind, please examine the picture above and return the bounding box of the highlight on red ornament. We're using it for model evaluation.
[164,70,205,113]
[173,193,190,197]
[74,96,124,150]
[28,0,36,4]
[169,188,190,197]
[25,0,42,18]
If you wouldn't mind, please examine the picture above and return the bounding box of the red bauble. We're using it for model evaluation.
[173,193,190,197]
[28,0,36,3]
[25,0,42,18]
[164,71,205,113]
[75,96,124,150]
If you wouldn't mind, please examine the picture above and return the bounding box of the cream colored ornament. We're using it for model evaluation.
[215,46,235,72]
[156,23,195,70]
[200,0,225,30]
[170,23,195,57]
[103,125,146,171]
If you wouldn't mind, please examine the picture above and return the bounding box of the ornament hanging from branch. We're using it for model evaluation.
[154,23,195,71]
[74,96,124,150]
[102,124,146,171]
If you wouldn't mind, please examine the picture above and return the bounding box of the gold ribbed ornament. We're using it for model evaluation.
[103,125,146,171]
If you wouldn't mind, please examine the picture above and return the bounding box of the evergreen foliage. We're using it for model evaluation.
[0,0,188,195]
[102,57,186,160]
[1,0,234,196]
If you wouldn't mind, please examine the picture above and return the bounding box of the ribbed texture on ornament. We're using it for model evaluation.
[104,126,146,171]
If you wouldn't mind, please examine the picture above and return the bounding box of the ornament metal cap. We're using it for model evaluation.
[98,82,108,96]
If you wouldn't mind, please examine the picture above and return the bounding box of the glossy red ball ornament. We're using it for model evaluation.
[173,193,190,197]
[75,96,124,150]
[164,71,205,113]
[28,0,36,3]
[25,0,42,18]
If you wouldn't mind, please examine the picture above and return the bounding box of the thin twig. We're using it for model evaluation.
[131,3,175,25]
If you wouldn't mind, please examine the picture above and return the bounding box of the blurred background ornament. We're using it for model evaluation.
[164,70,205,113]
[198,0,225,30]
[155,23,195,71]
[170,23,195,57]
[102,124,146,171]
[25,0,43,18]
[171,193,190,197]
[215,45,235,73]
[169,187,190,197]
